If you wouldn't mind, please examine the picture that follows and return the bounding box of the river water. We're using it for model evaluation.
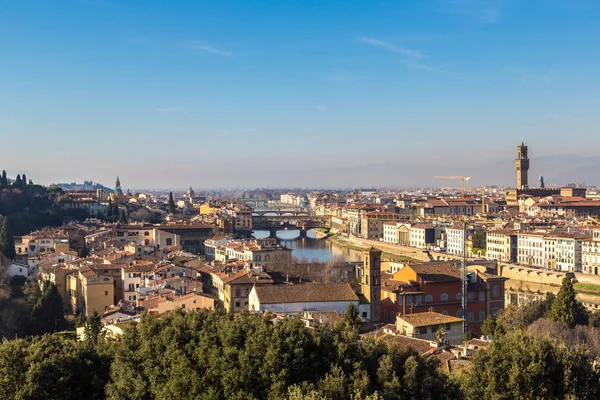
[252,229,363,262]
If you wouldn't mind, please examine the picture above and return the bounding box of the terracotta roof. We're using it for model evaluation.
[409,263,462,283]
[253,283,358,304]
[377,333,432,355]
[398,312,464,328]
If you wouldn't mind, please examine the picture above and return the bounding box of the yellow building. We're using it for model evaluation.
[68,265,115,316]
[199,202,219,215]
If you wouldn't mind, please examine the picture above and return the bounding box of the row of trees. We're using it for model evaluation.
[0,181,64,236]
[0,306,461,400]
[1,302,599,400]
[0,170,32,189]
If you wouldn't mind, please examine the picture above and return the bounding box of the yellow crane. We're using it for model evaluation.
[434,176,471,197]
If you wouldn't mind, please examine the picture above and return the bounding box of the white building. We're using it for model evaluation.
[581,229,600,275]
[446,226,466,256]
[517,233,546,268]
[409,224,435,249]
[280,193,306,206]
[203,236,235,261]
[383,222,400,244]
[542,233,587,272]
[249,283,361,315]
[5,261,30,278]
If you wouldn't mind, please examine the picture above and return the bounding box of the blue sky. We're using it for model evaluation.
[1,0,599,188]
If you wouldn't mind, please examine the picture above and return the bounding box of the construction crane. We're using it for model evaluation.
[434,176,471,197]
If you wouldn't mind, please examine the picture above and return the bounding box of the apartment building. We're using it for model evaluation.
[582,229,600,275]
[486,230,517,262]
[67,265,115,316]
[409,224,437,249]
[517,233,546,268]
[383,222,400,244]
[543,233,587,272]
[380,262,507,336]
[360,211,406,240]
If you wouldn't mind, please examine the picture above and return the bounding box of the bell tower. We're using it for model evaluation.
[515,141,529,190]
[361,246,382,323]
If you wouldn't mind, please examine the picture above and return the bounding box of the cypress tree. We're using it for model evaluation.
[168,192,176,214]
[14,175,22,188]
[0,218,16,259]
[0,170,6,188]
[550,277,586,328]
[31,282,65,334]
[119,209,128,224]
[22,174,27,186]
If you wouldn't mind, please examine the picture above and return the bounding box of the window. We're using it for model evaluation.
[418,327,427,335]
[406,296,412,306]
[457,310,464,318]
[456,293,462,300]
[468,292,474,302]
[441,293,448,301]
[431,325,439,334]
[166,238,173,246]
[441,311,448,315]
[256,255,261,261]
[362,312,368,318]
[479,291,485,301]
[235,302,240,308]
[493,286,499,298]
[235,288,241,297]
[104,291,108,296]
[468,312,474,322]
[415,295,422,305]
[425,295,433,303]
[479,312,486,321]
[144,231,150,236]
[181,304,186,309]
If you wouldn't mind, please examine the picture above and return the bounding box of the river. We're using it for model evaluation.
[252,229,363,262]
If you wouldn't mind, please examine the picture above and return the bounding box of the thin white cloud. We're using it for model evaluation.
[358,35,443,73]
[188,40,233,56]
[317,105,328,112]
[358,35,424,59]
[155,107,183,112]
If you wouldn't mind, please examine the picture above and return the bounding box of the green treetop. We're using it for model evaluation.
[168,192,176,214]
[550,276,587,328]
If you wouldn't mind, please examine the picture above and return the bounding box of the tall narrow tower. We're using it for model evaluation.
[361,246,382,323]
[115,176,123,197]
[515,142,530,190]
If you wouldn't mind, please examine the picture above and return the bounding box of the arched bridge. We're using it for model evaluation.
[252,215,331,237]
[252,209,311,217]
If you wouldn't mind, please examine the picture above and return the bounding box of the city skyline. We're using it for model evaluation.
[2,0,600,187]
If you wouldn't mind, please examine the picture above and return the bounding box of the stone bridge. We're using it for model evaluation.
[252,215,331,238]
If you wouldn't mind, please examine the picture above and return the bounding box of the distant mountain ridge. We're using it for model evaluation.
[54,181,113,192]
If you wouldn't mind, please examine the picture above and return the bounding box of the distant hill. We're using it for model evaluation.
[54,181,113,192]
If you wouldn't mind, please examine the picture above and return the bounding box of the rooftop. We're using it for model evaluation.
[398,312,464,328]
[254,283,358,304]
